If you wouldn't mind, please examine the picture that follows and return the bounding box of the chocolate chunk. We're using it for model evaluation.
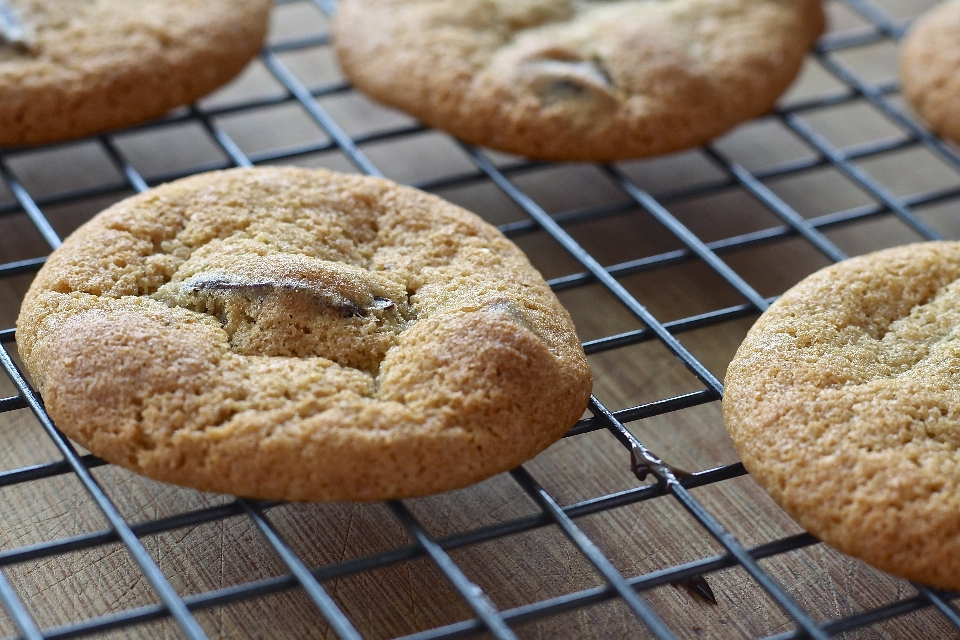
[0,1,31,53]
[181,275,368,319]
[546,78,588,100]
[185,277,274,294]
[589,55,614,88]
[672,576,718,605]
[371,296,395,311]
[528,57,617,106]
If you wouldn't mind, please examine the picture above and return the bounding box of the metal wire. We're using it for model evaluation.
[0,1,956,638]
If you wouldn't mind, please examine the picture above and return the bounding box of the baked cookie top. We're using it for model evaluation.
[0,0,270,147]
[17,167,592,502]
[900,0,960,144]
[333,0,824,162]
[723,243,960,590]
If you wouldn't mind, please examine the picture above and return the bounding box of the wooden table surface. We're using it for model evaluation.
[0,0,957,638]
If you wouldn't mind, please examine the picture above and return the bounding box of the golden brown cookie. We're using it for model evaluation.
[333,0,825,161]
[16,167,592,502]
[900,0,960,144]
[723,242,960,590]
[0,0,270,147]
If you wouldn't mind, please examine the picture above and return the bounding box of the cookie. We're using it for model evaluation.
[16,167,592,502]
[333,0,824,162]
[900,0,960,144]
[0,0,270,147]
[722,242,960,590]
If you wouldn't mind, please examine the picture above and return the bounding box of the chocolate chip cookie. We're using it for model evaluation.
[0,0,270,147]
[723,242,960,589]
[900,0,960,145]
[333,0,825,161]
[17,167,592,502]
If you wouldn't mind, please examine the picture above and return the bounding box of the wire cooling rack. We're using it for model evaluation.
[0,0,958,638]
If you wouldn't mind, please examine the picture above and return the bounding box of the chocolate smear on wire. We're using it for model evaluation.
[630,445,694,483]
[673,577,718,605]
[629,446,717,605]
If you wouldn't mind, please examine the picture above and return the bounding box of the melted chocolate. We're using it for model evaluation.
[630,447,715,604]
[546,78,589,100]
[371,296,395,311]
[183,277,368,319]
[630,445,693,484]
[672,576,718,605]
[589,55,615,88]
[529,56,616,106]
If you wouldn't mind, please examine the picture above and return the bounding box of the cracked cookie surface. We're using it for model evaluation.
[722,242,960,590]
[0,0,270,147]
[17,166,592,501]
[333,0,824,161]
[900,0,960,145]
